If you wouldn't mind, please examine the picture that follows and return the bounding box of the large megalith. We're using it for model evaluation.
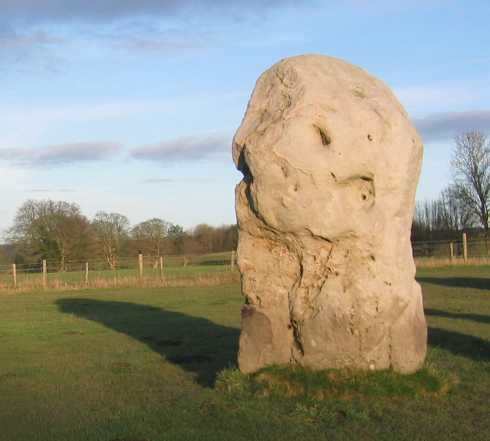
[232,54,427,374]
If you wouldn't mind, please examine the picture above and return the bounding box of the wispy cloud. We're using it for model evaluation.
[112,25,216,53]
[142,177,213,184]
[0,28,61,50]
[0,1,310,70]
[414,110,490,143]
[0,25,206,71]
[2,1,301,23]
[0,93,242,143]
[0,26,64,72]
[142,178,177,184]
[0,141,122,167]
[131,133,230,164]
[394,85,477,115]
[29,188,76,193]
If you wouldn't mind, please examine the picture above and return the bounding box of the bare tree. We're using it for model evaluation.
[131,218,171,262]
[92,212,130,268]
[451,131,490,235]
[0,246,10,265]
[442,185,475,231]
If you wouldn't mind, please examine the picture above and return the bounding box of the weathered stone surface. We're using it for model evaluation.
[233,54,427,374]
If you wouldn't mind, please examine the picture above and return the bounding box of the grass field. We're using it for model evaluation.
[0,266,488,441]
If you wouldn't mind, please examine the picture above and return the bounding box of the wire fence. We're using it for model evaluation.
[1,235,488,293]
[413,235,490,266]
[0,251,238,293]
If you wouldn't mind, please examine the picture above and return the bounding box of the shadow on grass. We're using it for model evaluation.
[426,308,490,325]
[418,277,490,290]
[56,298,239,387]
[428,327,490,361]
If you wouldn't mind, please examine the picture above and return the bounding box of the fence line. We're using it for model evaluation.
[0,235,488,292]
[0,251,238,293]
[412,234,490,265]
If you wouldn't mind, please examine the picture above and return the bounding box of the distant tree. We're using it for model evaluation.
[451,131,490,235]
[167,224,185,254]
[92,212,130,268]
[213,225,238,251]
[0,246,9,265]
[183,223,238,254]
[442,185,475,231]
[411,187,474,242]
[225,224,238,250]
[131,218,171,260]
[191,224,215,253]
[7,199,94,268]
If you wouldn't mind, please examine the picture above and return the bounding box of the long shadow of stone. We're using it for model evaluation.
[56,298,240,387]
[418,277,490,291]
[428,327,490,361]
[426,308,490,325]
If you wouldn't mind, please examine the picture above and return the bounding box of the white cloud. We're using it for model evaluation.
[0,141,122,167]
[414,110,490,143]
[131,133,231,164]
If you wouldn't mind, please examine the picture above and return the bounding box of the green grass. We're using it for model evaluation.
[0,266,489,441]
[216,363,451,401]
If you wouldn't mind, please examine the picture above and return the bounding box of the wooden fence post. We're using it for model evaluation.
[462,233,468,263]
[42,259,47,289]
[231,250,236,269]
[138,253,144,280]
[12,264,17,289]
[159,256,164,279]
[85,262,89,286]
[449,242,454,263]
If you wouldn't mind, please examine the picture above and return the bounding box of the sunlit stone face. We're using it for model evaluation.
[233,55,427,375]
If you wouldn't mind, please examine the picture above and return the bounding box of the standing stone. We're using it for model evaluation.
[233,54,427,374]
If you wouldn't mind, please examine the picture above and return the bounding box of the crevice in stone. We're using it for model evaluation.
[291,319,305,356]
[237,146,252,183]
[314,125,332,146]
[352,87,366,98]
[304,227,333,244]
[388,329,393,369]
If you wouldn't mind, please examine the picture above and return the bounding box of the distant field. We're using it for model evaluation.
[0,266,488,441]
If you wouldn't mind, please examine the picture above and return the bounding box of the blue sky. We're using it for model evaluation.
[1,0,489,233]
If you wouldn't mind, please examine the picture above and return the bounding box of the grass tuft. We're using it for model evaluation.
[218,364,455,401]
[215,367,254,397]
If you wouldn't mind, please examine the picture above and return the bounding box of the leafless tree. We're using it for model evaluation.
[451,131,490,235]
[442,185,475,231]
[131,218,171,263]
[92,212,130,268]
[0,246,10,265]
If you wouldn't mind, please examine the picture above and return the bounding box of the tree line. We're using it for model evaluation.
[1,202,237,268]
[412,130,490,242]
